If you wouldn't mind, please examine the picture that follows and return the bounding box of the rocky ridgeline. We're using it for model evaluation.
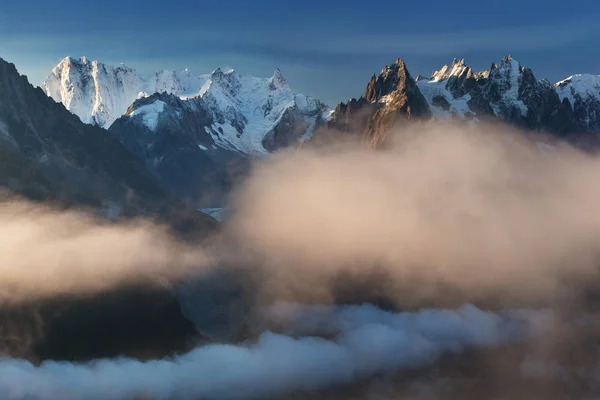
[325,56,600,147]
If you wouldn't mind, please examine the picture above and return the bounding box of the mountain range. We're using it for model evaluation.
[0,57,166,212]
[326,56,600,147]
[43,56,331,205]
[0,52,599,367]
[44,56,330,155]
[1,53,600,212]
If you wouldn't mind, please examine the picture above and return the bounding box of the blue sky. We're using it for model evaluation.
[1,0,599,106]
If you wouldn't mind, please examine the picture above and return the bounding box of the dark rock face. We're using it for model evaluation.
[0,284,201,363]
[445,63,477,99]
[327,97,378,135]
[468,57,578,135]
[0,58,167,213]
[322,58,431,147]
[109,93,233,207]
[432,95,451,111]
[262,106,311,152]
[364,59,431,146]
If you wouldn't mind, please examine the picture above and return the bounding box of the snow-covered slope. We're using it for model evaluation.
[417,59,474,119]
[44,57,143,128]
[197,67,328,155]
[148,69,205,99]
[45,56,330,156]
[112,67,329,156]
[555,74,600,130]
[107,67,329,203]
[44,57,206,128]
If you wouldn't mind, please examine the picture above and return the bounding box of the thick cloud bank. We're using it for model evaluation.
[228,124,600,305]
[0,304,552,400]
[0,201,211,303]
[1,121,599,398]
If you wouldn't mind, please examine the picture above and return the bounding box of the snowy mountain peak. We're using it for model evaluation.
[44,56,144,128]
[334,55,600,145]
[210,67,235,79]
[491,56,522,79]
[486,56,529,116]
[45,56,331,156]
[417,55,534,120]
[555,74,600,96]
[111,69,330,163]
[554,74,600,129]
[45,57,210,128]
[61,56,89,67]
[269,68,289,91]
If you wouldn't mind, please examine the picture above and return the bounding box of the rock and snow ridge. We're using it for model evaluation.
[416,58,475,120]
[326,55,600,149]
[415,55,600,134]
[555,74,600,130]
[193,66,329,155]
[115,66,330,156]
[44,56,207,128]
[45,56,330,156]
[416,56,530,120]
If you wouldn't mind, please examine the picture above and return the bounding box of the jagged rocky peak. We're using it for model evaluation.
[489,56,530,96]
[428,57,480,99]
[416,54,588,135]
[323,57,431,147]
[210,67,226,80]
[431,57,471,82]
[364,58,421,104]
[208,67,238,84]
[363,58,431,145]
[328,54,600,147]
[475,69,491,80]
[482,55,530,115]
[493,55,523,79]
[199,67,242,99]
[269,68,289,91]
